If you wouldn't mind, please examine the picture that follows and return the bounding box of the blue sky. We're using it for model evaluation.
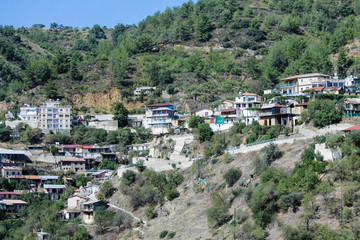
[1,0,195,29]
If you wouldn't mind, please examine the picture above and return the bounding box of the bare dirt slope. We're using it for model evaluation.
[100,140,310,240]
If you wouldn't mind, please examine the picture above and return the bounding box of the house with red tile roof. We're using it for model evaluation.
[60,158,86,172]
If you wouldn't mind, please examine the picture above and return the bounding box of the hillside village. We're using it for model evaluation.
[3,0,360,238]
[1,71,360,239]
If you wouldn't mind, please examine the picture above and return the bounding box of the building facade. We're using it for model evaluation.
[38,100,72,134]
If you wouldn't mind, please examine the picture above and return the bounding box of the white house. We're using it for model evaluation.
[192,108,214,118]
[134,87,156,96]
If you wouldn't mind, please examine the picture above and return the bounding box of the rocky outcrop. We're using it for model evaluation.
[68,87,144,112]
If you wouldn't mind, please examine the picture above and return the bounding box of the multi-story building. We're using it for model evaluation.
[344,98,360,117]
[38,100,72,134]
[258,103,296,127]
[143,103,176,134]
[18,105,39,122]
[60,158,86,172]
[280,73,345,95]
[43,184,66,200]
[235,92,262,125]
[344,75,360,87]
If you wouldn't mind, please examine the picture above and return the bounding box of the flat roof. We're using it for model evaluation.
[0,150,26,155]
[0,192,20,195]
[39,176,59,180]
[8,175,41,180]
[147,103,173,107]
[260,104,286,109]
[2,166,22,171]
[60,158,86,162]
[282,73,330,81]
[220,108,237,112]
[43,184,66,189]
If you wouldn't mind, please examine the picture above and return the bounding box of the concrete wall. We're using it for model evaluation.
[5,120,38,129]
[315,143,334,161]
[88,120,118,132]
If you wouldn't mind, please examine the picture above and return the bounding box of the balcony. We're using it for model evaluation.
[279,83,297,88]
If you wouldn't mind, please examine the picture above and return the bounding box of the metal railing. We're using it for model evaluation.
[279,83,297,88]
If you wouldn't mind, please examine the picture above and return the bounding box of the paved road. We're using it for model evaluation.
[229,123,353,154]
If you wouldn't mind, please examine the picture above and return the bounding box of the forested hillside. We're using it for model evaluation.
[1,0,360,112]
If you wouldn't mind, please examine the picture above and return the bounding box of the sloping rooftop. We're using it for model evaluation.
[304,87,325,92]
[8,175,41,180]
[1,199,27,205]
[342,125,360,132]
[345,98,360,104]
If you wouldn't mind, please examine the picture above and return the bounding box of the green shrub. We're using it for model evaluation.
[263,143,283,164]
[166,188,180,201]
[206,193,230,229]
[223,168,242,187]
[159,230,168,238]
[167,232,176,239]
[222,152,233,164]
[211,158,219,164]
[144,206,157,219]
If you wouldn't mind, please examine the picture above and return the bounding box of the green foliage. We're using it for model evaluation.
[19,126,43,144]
[99,159,115,170]
[94,206,115,233]
[159,230,168,238]
[206,193,230,229]
[223,168,242,187]
[197,123,214,142]
[98,181,115,199]
[263,143,284,165]
[135,159,146,172]
[144,206,157,219]
[111,102,129,127]
[306,99,342,128]
[167,232,176,239]
[188,116,205,129]
[121,170,137,187]
[0,123,11,142]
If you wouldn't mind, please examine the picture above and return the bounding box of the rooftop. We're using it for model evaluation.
[241,92,263,98]
[147,103,173,108]
[2,166,22,171]
[43,184,66,189]
[39,176,59,180]
[0,150,26,155]
[1,199,27,205]
[220,108,238,112]
[60,158,86,162]
[304,87,325,92]
[345,98,360,104]
[260,104,286,109]
[0,192,21,195]
[342,125,360,132]
[282,73,330,81]
[8,175,41,180]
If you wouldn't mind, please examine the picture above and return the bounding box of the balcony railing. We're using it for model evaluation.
[279,83,297,88]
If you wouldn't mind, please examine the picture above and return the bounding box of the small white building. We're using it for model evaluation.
[134,87,156,96]
[59,195,87,220]
[18,106,39,121]
[192,108,214,118]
